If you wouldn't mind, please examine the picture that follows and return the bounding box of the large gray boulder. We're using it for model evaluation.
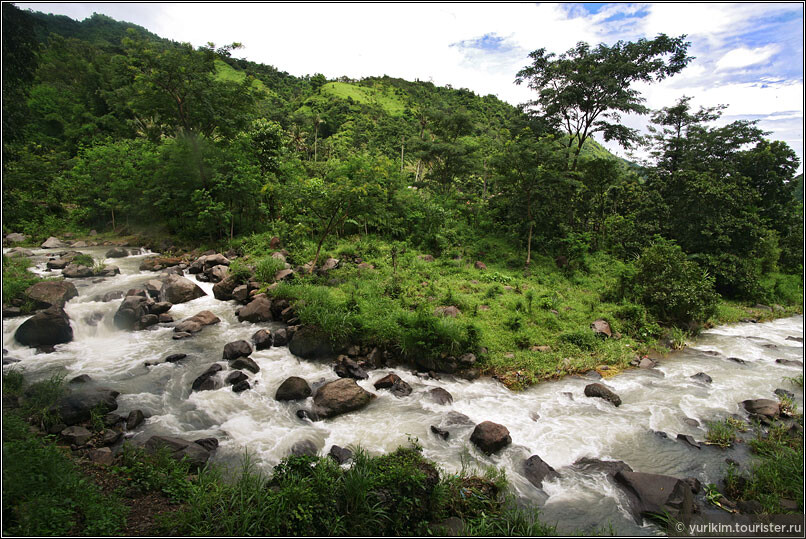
[275,376,312,401]
[289,326,334,359]
[41,236,67,249]
[742,399,779,418]
[144,436,211,470]
[14,306,73,347]
[106,247,129,258]
[523,454,559,488]
[312,378,374,419]
[159,275,206,304]
[24,280,78,308]
[614,470,694,526]
[49,388,119,426]
[236,296,273,323]
[113,295,152,331]
[212,275,240,301]
[173,311,220,334]
[62,264,93,278]
[223,340,252,360]
[470,421,512,454]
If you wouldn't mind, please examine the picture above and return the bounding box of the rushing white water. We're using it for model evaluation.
[3,246,803,535]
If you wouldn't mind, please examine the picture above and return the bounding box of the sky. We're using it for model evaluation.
[16,2,805,170]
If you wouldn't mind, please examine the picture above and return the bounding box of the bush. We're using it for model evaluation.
[620,239,719,326]
[253,255,286,283]
[399,308,479,360]
[2,256,43,312]
[558,329,599,351]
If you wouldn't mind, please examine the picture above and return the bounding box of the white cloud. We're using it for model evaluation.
[716,45,780,71]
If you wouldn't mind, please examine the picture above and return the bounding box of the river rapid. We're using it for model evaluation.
[3,245,803,535]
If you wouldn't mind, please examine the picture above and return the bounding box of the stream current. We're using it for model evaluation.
[3,245,803,534]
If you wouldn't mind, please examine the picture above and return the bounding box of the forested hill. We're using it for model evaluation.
[3,5,803,307]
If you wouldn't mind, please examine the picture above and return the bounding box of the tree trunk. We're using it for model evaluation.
[400,135,405,173]
[526,222,533,266]
[111,207,115,232]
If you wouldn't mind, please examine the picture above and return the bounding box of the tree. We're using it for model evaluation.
[2,3,40,142]
[515,35,692,170]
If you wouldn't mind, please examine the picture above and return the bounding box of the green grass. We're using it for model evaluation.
[214,59,273,96]
[2,255,46,313]
[705,418,747,448]
[318,81,408,115]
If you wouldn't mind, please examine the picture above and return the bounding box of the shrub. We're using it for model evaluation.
[253,256,286,283]
[71,253,95,267]
[620,238,719,326]
[399,309,479,360]
[558,329,599,351]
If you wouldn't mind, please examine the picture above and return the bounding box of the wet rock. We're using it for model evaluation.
[289,326,334,359]
[682,417,700,428]
[530,412,540,422]
[139,257,183,271]
[290,439,318,457]
[88,447,115,466]
[572,457,633,477]
[429,387,454,405]
[312,378,374,419]
[62,264,94,278]
[36,344,56,354]
[444,411,473,426]
[236,295,273,323]
[226,371,248,386]
[159,275,206,304]
[193,438,219,452]
[165,353,187,363]
[3,357,21,365]
[742,399,779,418]
[684,477,702,494]
[158,314,173,323]
[24,280,78,308]
[638,357,657,369]
[614,470,694,525]
[139,314,159,328]
[774,388,795,400]
[470,421,511,454]
[253,329,273,350]
[173,332,192,340]
[727,357,747,364]
[101,429,122,446]
[373,373,401,389]
[776,359,803,367]
[230,356,260,374]
[144,436,211,470]
[275,377,312,401]
[296,409,317,422]
[523,454,559,488]
[223,340,253,360]
[653,430,669,439]
[677,434,701,449]
[691,372,713,384]
[329,445,353,464]
[106,247,129,258]
[232,285,249,303]
[173,310,220,334]
[69,374,92,384]
[103,413,124,428]
[334,356,368,380]
[14,306,73,347]
[785,336,803,343]
[431,426,449,440]
[191,364,223,392]
[232,380,251,393]
[389,379,413,398]
[113,295,152,331]
[150,301,172,315]
[41,236,67,249]
[212,275,240,301]
[50,388,118,426]
[737,499,763,514]
[584,383,622,407]
[61,425,92,446]
[126,409,145,430]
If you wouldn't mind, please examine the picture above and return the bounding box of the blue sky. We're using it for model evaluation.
[16,2,805,170]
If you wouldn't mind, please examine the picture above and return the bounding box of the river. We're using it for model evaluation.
[3,245,803,535]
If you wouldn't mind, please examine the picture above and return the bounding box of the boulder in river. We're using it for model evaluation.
[523,454,559,488]
[191,364,223,392]
[334,356,368,380]
[690,372,712,384]
[572,457,633,477]
[676,434,701,449]
[159,275,206,304]
[230,356,260,374]
[584,383,622,407]
[50,388,119,426]
[126,409,145,430]
[776,359,803,367]
[429,387,453,405]
[144,436,211,470]
[61,426,92,446]
[173,311,220,334]
[236,295,273,323]
[275,376,312,401]
[223,340,253,360]
[106,247,129,258]
[41,236,67,249]
[62,264,93,278]
[742,399,779,418]
[113,295,152,331]
[212,275,240,301]
[24,280,78,308]
[253,329,272,350]
[614,470,694,526]
[329,445,353,464]
[470,421,511,455]
[312,378,374,419]
[14,306,73,347]
[226,371,248,386]
[289,326,334,360]
[373,373,401,390]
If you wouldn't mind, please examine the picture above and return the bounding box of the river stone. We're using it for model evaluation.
[174,310,220,334]
[289,326,334,359]
[25,280,78,308]
[677,434,701,449]
[113,295,152,330]
[88,447,115,466]
[691,372,713,384]
[429,387,454,405]
[191,364,223,392]
[102,429,122,446]
[329,445,353,464]
[614,470,694,526]
[273,376,310,401]
[144,436,210,470]
[50,388,118,426]
[212,275,239,301]
[232,285,249,303]
[591,319,613,338]
[273,328,289,347]
[165,353,187,363]
[584,383,622,407]
[149,301,172,315]
[226,371,248,386]
[7,247,34,258]
[431,426,449,440]
[776,359,803,367]
[573,458,633,477]
[785,336,803,343]
[389,379,413,398]
[444,411,473,427]
[312,378,374,419]
[253,329,272,350]
[232,380,251,393]
[334,357,368,380]
[290,439,319,457]
[46,257,72,270]
[206,264,229,283]
[126,409,145,430]
[14,306,73,347]
[523,454,559,488]
[62,264,93,278]
[61,426,92,446]
[106,247,129,258]
[41,236,67,249]
[159,275,206,304]
[229,356,260,374]
[470,421,511,454]
[223,340,253,360]
[237,296,273,323]
[69,374,92,384]
[774,388,795,400]
[742,399,779,418]
[5,232,27,243]
[682,417,700,428]
[373,373,401,389]
[101,290,124,302]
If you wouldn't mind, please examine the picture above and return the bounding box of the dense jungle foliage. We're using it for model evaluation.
[2,5,803,328]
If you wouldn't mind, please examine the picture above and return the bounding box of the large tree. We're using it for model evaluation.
[515,34,692,170]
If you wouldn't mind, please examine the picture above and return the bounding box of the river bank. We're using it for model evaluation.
[2,236,804,535]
